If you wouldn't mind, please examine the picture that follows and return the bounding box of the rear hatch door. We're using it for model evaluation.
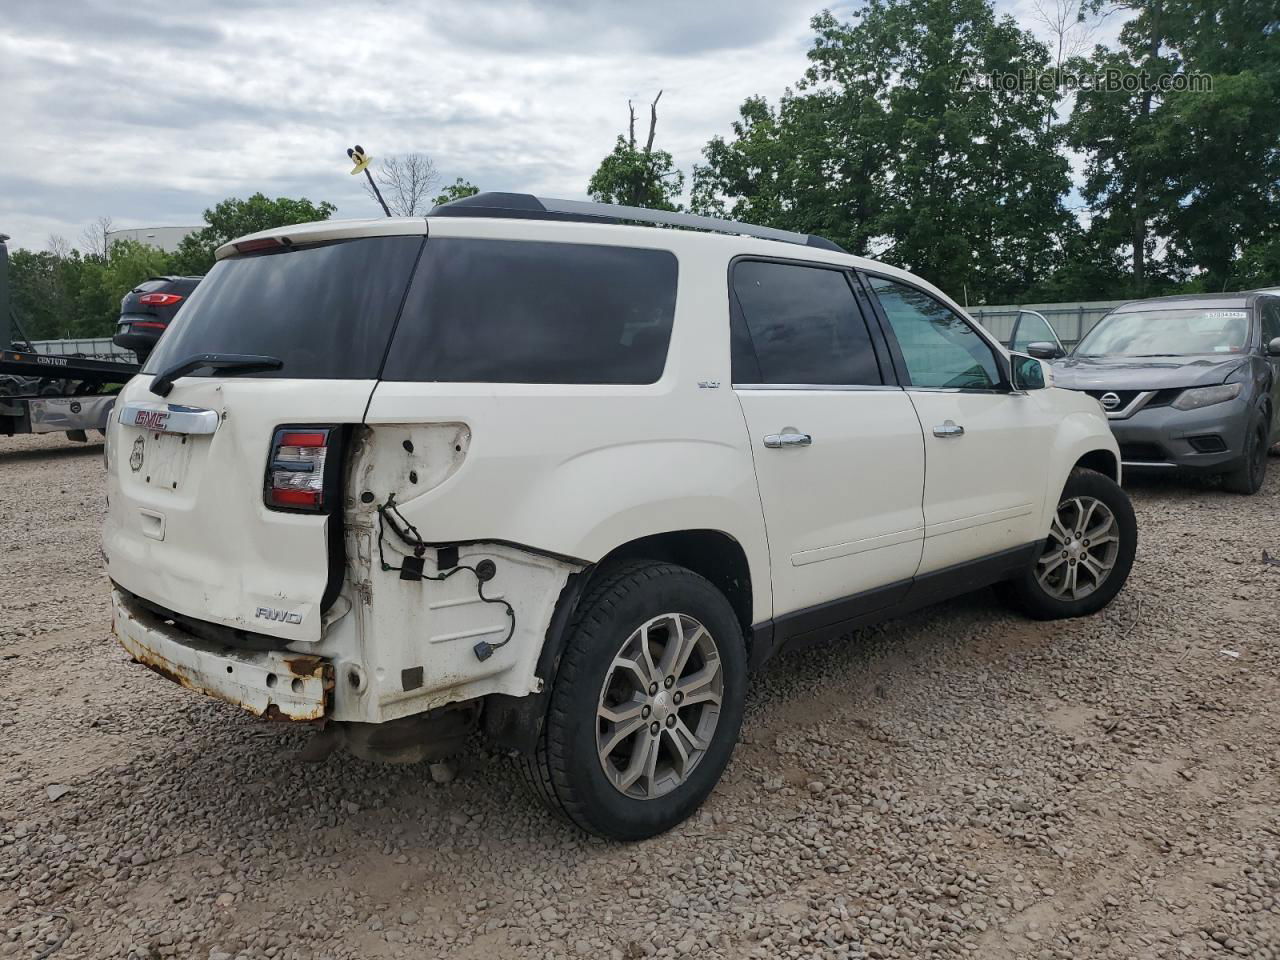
[104,230,425,643]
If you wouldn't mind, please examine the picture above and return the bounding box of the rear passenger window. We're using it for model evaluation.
[383,239,677,384]
[731,261,883,385]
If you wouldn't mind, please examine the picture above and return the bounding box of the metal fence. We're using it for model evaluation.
[29,338,137,361]
[968,300,1128,346]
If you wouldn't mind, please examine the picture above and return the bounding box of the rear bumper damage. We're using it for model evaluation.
[111,588,333,722]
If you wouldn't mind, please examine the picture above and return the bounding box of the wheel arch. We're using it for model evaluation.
[482,528,757,755]
[1072,447,1119,482]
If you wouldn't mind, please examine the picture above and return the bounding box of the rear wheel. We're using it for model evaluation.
[1004,468,1137,620]
[520,562,747,840]
[1222,410,1268,494]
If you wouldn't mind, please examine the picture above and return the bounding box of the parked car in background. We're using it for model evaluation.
[1052,292,1280,494]
[113,276,202,362]
[104,194,1135,840]
[1005,308,1067,359]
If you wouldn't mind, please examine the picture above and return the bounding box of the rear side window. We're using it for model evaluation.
[142,237,424,379]
[731,260,883,385]
[383,239,677,384]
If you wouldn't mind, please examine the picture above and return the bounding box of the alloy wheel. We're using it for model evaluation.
[1037,496,1121,601]
[596,613,723,800]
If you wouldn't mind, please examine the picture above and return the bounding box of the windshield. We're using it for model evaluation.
[143,236,424,379]
[1076,307,1251,358]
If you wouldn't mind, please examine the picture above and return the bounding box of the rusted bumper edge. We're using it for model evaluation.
[111,588,333,722]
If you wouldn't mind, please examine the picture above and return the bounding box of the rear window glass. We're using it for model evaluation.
[382,238,677,384]
[142,237,423,379]
[134,279,169,293]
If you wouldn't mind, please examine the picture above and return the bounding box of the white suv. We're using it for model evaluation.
[104,194,1136,840]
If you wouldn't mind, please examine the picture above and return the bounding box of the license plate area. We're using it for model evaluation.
[128,430,195,491]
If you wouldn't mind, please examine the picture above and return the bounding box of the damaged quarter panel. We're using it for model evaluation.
[343,219,771,721]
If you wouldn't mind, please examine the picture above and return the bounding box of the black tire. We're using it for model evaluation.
[519,561,747,841]
[1222,408,1269,495]
[1003,467,1137,620]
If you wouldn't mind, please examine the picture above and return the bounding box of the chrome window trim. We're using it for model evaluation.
[731,383,903,392]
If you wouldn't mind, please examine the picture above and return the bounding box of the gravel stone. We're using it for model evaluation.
[3,433,1279,960]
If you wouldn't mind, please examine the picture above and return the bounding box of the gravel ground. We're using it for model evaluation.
[2,430,1278,960]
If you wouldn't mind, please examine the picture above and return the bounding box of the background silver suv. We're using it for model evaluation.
[1052,292,1280,494]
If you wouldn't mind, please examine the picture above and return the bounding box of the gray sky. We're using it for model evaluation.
[2,0,1118,251]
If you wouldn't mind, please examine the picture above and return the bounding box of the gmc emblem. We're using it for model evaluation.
[135,409,170,430]
[255,606,303,625]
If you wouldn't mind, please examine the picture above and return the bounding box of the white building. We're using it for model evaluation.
[105,225,201,254]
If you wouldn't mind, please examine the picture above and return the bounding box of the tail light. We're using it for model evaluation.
[265,427,333,511]
[138,293,184,306]
[130,320,167,331]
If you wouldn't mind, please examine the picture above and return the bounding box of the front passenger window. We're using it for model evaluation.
[868,277,1001,390]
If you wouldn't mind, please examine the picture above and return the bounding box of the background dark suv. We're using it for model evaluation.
[114,275,202,362]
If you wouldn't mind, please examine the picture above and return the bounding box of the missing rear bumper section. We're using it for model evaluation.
[111,588,333,722]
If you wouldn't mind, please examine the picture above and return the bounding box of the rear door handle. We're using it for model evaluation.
[932,420,965,438]
[764,429,812,449]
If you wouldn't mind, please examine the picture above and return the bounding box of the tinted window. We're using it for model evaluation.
[1011,312,1058,352]
[731,261,882,385]
[869,277,1000,389]
[383,239,677,384]
[143,237,423,379]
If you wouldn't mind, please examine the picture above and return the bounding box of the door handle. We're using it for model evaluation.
[764,428,812,449]
[932,420,965,438]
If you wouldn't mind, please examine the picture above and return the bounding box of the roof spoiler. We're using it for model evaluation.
[429,192,846,253]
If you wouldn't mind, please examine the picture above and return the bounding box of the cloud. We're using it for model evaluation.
[2,0,1113,251]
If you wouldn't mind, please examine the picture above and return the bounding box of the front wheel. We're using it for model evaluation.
[1003,467,1137,620]
[520,561,747,840]
[1222,410,1269,495]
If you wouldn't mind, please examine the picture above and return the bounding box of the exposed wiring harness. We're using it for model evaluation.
[376,494,515,661]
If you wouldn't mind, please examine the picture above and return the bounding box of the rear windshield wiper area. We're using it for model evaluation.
[150,353,284,397]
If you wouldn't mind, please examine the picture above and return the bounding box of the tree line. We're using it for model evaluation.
[590,0,1279,305]
[10,0,1276,342]
[9,178,478,342]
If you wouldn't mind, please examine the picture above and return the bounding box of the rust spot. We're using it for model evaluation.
[262,703,327,727]
[283,654,324,676]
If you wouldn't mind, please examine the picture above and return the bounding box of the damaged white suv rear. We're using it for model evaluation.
[104,193,1136,840]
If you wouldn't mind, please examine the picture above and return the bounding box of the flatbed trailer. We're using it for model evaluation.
[0,349,140,441]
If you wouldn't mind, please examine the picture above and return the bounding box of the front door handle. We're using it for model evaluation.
[932,420,965,438]
[764,428,812,449]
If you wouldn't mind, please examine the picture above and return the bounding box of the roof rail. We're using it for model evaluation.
[429,192,846,253]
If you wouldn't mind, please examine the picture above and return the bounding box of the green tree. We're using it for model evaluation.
[432,178,480,206]
[694,2,1074,303]
[9,238,175,339]
[1069,0,1280,294]
[588,92,685,211]
[170,193,336,275]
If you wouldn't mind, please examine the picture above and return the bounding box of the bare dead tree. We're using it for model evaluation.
[644,90,663,155]
[1031,0,1113,72]
[624,90,663,154]
[46,234,71,259]
[81,215,114,258]
[364,153,441,216]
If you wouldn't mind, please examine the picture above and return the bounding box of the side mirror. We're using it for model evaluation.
[1011,353,1047,391]
[1268,336,1280,358]
[1027,341,1063,360]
